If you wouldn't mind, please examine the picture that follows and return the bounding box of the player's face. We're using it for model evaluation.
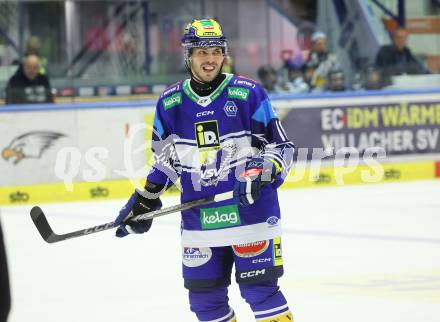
[190,47,224,83]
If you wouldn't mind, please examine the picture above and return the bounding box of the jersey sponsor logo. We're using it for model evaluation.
[200,205,241,229]
[228,87,249,101]
[223,101,238,117]
[194,120,220,149]
[273,237,283,266]
[161,83,180,97]
[182,247,212,267]
[232,240,269,258]
[196,110,214,118]
[163,92,182,110]
[266,216,279,227]
[240,268,266,279]
[233,79,256,88]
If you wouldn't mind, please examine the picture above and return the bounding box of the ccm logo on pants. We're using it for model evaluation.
[240,269,266,279]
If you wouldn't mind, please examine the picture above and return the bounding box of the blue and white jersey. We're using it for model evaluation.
[147,73,295,247]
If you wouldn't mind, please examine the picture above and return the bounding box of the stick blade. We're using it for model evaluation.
[30,206,58,243]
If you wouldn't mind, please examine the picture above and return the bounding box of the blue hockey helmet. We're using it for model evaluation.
[181,19,228,67]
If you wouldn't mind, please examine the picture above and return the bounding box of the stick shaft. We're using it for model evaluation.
[31,191,233,243]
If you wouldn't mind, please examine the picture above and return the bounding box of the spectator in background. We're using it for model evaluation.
[307,31,340,90]
[5,55,54,105]
[363,66,384,90]
[221,55,235,74]
[257,64,278,93]
[303,60,319,91]
[375,28,429,85]
[285,59,309,93]
[277,58,309,94]
[325,69,347,92]
[25,36,47,75]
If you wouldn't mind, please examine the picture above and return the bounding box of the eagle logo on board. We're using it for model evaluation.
[2,131,65,165]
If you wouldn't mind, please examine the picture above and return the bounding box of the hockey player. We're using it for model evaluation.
[114,19,295,322]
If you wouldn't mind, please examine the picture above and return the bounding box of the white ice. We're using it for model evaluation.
[2,180,440,322]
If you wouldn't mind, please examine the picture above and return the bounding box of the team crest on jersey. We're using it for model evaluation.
[200,141,237,187]
[224,101,238,117]
[194,120,220,149]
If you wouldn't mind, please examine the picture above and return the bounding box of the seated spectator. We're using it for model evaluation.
[363,66,384,90]
[303,60,319,91]
[307,31,340,89]
[325,69,347,92]
[375,28,429,85]
[5,54,54,105]
[257,65,278,93]
[282,59,309,93]
[25,36,48,74]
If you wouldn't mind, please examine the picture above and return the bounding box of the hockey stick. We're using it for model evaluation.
[30,191,233,244]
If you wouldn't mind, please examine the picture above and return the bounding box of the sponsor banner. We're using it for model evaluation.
[0,108,155,186]
[0,178,143,205]
[0,110,78,185]
[0,160,437,205]
[282,160,436,189]
[280,98,440,157]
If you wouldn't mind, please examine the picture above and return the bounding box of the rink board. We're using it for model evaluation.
[1,160,438,206]
[1,89,440,206]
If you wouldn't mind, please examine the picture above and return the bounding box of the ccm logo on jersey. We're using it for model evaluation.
[195,120,220,149]
[252,258,272,264]
[240,269,266,279]
[196,111,214,118]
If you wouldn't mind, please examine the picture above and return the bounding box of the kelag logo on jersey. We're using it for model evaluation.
[163,93,182,110]
[200,205,241,229]
[228,87,249,101]
[195,121,220,149]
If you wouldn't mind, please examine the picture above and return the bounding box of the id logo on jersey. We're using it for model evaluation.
[273,237,283,266]
[195,121,220,149]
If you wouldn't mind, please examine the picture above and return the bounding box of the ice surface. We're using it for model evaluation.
[2,180,440,322]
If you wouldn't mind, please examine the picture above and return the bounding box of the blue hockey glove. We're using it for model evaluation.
[233,157,281,207]
[114,183,163,238]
